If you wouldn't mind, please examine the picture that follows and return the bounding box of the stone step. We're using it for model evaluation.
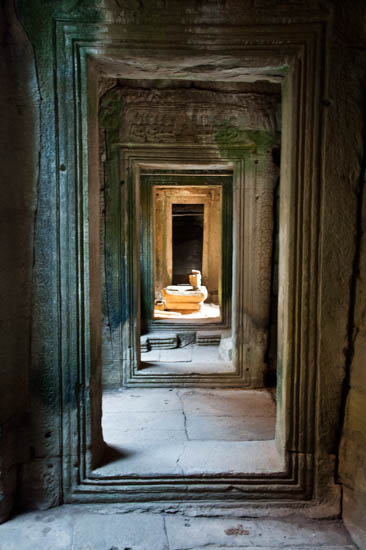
[141,333,178,350]
[196,330,222,346]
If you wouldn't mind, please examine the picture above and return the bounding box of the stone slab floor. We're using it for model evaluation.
[94,389,281,478]
[140,344,234,374]
[0,506,358,549]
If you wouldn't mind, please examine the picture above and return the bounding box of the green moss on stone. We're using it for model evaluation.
[216,120,277,149]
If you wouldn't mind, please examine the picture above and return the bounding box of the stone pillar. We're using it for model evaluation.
[235,152,279,387]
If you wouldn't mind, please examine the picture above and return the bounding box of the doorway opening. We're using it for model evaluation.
[153,187,222,322]
[97,77,283,482]
[139,174,234,375]
[99,80,281,389]
[161,202,218,320]
[41,8,329,501]
[172,203,204,285]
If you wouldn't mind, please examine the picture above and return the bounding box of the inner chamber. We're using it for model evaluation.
[172,203,204,285]
[152,184,224,322]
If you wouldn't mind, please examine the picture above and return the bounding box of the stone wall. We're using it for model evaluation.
[339,185,366,547]
[338,74,366,548]
[0,0,39,521]
[332,2,366,547]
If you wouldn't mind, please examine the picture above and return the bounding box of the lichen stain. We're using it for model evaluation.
[215,119,279,157]
[225,524,250,535]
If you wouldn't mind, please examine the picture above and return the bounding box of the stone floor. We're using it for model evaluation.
[0,506,358,549]
[153,302,221,320]
[140,344,234,374]
[95,388,280,477]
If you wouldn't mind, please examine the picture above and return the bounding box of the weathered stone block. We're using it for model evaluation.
[19,459,61,511]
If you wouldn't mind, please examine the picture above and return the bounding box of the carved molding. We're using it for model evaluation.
[36,12,330,504]
[119,88,280,145]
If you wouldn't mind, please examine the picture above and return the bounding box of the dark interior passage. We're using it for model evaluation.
[172,203,204,284]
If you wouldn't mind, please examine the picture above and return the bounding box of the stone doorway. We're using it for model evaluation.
[172,203,204,287]
[140,174,233,332]
[99,81,280,388]
[17,2,332,505]
[139,174,235,376]
[98,79,281,477]
[153,186,220,318]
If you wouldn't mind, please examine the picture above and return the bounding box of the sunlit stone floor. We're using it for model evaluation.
[95,388,280,478]
[140,343,234,374]
[153,302,220,320]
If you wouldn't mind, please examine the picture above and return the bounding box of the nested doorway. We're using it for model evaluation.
[99,161,279,477]
[140,173,233,331]
[139,171,234,377]
[32,6,329,503]
[113,147,278,388]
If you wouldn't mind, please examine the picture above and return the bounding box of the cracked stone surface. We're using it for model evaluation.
[0,506,357,550]
[95,389,279,477]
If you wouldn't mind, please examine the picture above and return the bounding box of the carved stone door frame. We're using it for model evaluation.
[115,149,275,388]
[140,173,233,333]
[151,182,223,307]
[20,2,334,507]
